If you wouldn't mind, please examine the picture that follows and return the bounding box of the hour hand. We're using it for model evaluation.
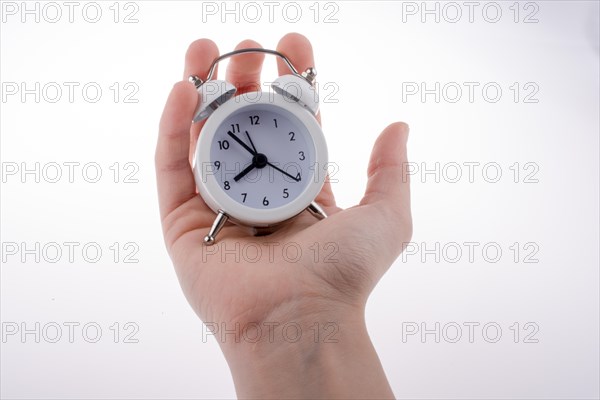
[227,131,256,155]
[234,162,256,182]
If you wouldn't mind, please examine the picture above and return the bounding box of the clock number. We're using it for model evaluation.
[241,193,247,203]
[218,140,230,150]
[273,118,278,128]
[224,181,230,190]
[289,132,296,141]
[263,196,270,206]
[296,172,301,181]
[230,124,240,133]
[283,188,289,198]
[298,151,305,161]
[214,161,221,170]
[249,115,260,125]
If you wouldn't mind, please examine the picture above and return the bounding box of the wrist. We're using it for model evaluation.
[210,303,394,399]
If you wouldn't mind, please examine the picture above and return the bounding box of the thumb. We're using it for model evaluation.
[360,122,412,238]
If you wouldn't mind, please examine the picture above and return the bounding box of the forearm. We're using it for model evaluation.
[217,309,395,399]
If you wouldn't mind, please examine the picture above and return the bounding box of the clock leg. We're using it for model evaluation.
[307,201,327,220]
[204,211,229,245]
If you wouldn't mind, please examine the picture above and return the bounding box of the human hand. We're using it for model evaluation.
[155,33,411,399]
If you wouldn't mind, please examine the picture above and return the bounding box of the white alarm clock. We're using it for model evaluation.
[190,49,328,245]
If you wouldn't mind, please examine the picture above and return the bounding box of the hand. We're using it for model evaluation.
[155,33,412,399]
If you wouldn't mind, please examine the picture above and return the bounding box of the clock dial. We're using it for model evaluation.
[209,105,315,209]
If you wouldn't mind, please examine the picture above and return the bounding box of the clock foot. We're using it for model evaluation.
[307,201,327,220]
[204,211,228,245]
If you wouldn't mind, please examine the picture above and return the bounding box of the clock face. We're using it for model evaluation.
[208,104,315,210]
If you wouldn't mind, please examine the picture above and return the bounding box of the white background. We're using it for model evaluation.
[1,1,599,399]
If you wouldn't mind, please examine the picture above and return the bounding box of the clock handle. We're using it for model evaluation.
[307,201,328,220]
[204,210,229,246]
[190,48,318,123]
[194,48,315,86]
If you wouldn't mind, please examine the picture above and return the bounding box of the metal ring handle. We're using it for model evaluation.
[189,48,316,87]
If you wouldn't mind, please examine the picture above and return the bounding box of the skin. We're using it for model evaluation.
[155,33,412,399]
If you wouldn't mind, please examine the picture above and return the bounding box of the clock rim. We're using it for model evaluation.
[193,91,328,227]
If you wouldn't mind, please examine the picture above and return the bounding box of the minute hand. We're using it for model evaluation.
[227,131,256,155]
[267,162,300,182]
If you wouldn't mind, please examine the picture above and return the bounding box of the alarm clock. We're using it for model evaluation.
[190,48,328,245]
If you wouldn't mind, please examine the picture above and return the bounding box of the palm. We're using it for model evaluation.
[156,34,411,331]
